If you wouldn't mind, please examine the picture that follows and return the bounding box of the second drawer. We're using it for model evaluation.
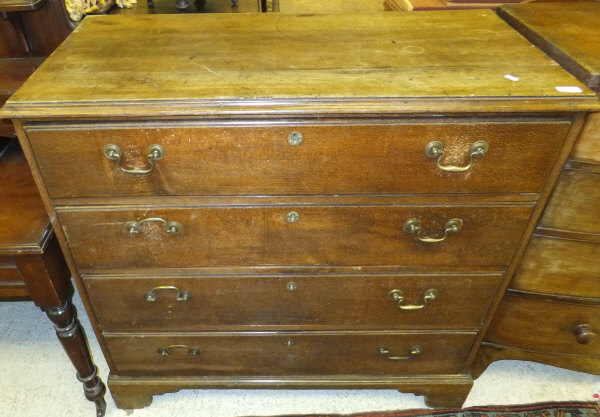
[85,273,503,331]
[59,204,533,270]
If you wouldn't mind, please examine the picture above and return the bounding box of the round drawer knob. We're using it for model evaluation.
[574,324,596,344]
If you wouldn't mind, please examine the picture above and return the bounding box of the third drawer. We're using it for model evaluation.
[84,273,503,331]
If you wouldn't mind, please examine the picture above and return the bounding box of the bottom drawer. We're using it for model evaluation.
[486,294,600,356]
[105,331,476,376]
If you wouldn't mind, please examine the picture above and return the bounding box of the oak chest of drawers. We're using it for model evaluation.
[2,10,599,409]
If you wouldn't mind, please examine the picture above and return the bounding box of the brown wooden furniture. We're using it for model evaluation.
[0,140,107,416]
[0,0,72,138]
[113,0,261,14]
[266,0,385,12]
[473,1,600,377]
[2,10,599,410]
[384,0,524,12]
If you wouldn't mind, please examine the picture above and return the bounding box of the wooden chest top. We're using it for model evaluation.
[1,10,599,118]
[498,1,600,93]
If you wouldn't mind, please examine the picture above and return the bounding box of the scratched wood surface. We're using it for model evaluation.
[1,10,598,118]
[498,1,600,92]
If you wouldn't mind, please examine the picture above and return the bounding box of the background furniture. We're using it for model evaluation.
[0,0,72,138]
[2,10,597,411]
[119,0,261,14]
[0,140,107,416]
[474,0,600,377]
[265,0,385,12]
[1,2,106,415]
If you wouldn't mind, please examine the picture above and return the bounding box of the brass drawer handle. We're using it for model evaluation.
[425,140,488,172]
[403,218,462,243]
[378,345,422,361]
[103,143,164,175]
[144,286,191,303]
[125,217,182,235]
[389,289,438,310]
[574,324,596,345]
[157,345,200,357]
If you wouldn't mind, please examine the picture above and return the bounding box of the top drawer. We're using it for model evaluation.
[26,120,570,198]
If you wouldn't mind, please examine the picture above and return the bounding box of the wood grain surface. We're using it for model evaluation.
[0,141,50,254]
[104,331,476,376]
[57,204,533,270]
[84,272,503,331]
[537,167,600,236]
[26,119,570,198]
[1,11,598,118]
[498,2,600,91]
[485,293,600,356]
[511,235,600,299]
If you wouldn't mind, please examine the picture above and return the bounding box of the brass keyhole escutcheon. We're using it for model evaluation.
[286,282,298,292]
[286,211,300,223]
[287,131,304,146]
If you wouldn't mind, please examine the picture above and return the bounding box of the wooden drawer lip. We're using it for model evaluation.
[103,331,476,376]
[27,120,570,198]
[485,294,600,357]
[513,235,600,299]
[84,273,503,332]
[58,204,533,269]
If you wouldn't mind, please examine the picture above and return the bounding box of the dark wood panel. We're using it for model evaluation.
[104,331,476,376]
[58,204,532,269]
[572,113,600,164]
[485,293,600,356]
[512,236,600,299]
[538,168,600,236]
[0,141,50,254]
[85,273,503,331]
[26,121,571,198]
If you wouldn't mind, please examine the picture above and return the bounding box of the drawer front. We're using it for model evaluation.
[59,204,532,269]
[85,273,503,331]
[104,331,476,376]
[27,121,570,198]
[486,294,600,356]
[539,168,600,235]
[513,236,600,298]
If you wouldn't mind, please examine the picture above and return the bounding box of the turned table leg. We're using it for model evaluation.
[15,237,107,417]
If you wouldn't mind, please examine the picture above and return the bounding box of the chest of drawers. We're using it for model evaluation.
[2,10,599,410]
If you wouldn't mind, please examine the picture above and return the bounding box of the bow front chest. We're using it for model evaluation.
[2,10,598,409]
